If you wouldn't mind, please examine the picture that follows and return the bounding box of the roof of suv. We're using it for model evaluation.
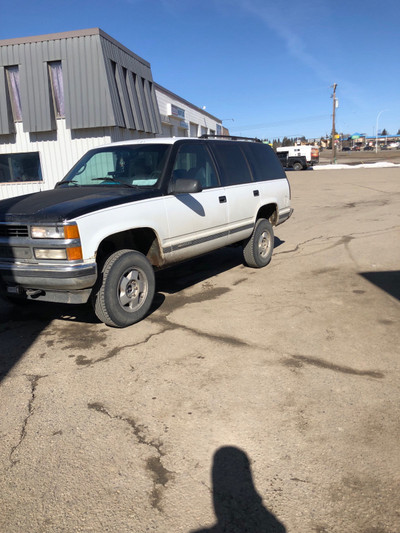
[102,137,186,148]
[103,136,263,148]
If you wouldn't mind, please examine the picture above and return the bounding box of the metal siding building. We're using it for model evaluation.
[0,28,222,199]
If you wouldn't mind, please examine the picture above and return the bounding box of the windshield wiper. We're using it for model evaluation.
[58,179,79,187]
[91,177,139,188]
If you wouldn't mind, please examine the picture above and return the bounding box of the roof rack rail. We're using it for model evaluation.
[199,134,263,143]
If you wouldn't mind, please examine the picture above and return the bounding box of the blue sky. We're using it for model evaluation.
[1,0,399,140]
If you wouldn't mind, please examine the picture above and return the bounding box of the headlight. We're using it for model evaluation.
[31,224,80,239]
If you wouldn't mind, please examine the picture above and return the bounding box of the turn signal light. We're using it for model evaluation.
[67,247,83,260]
[64,225,80,239]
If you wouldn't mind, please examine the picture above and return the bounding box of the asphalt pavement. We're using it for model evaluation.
[0,166,399,532]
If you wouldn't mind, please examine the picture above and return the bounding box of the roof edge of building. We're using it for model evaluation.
[0,28,151,68]
[155,83,221,123]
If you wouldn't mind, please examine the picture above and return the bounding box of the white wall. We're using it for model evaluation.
[0,120,151,199]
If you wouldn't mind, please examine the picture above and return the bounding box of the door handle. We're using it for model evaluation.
[253,190,260,197]
[219,196,227,203]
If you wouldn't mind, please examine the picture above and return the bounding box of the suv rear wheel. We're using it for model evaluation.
[243,218,274,268]
[92,249,155,327]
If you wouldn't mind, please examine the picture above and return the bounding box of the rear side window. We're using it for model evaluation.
[242,143,286,181]
[211,143,252,186]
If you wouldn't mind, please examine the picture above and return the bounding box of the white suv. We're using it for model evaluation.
[0,137,292,327]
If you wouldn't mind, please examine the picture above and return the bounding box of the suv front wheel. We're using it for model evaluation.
[92,249,155,327]
[243,218,274,268]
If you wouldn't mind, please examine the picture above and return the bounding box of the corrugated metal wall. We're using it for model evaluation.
[0,29,163,199]
[0,29,161,135]
[101,37,161,134]
[0,29,222,200]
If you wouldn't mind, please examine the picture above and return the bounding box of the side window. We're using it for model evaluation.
[242,143,286,181]
[0,152,42,182]
[48,61,65,118]
[5,66,22,122]
[211,143,252,186]
[172,143,219,189]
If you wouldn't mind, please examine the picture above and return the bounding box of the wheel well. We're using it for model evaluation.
[96,228,163,267]
[257,204,278,226]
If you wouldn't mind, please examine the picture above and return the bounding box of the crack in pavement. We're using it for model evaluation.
[76,315,253,369]
[275,225,400,260]
[9,374,47,467]
[87,402,174,512]
[274,235,323,256]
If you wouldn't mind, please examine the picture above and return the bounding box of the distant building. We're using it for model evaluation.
[0,28,222,199]
[155,84,222,139]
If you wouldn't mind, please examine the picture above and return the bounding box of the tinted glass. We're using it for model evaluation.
[242,143,286,181]
[0,152,42,183]
[172,143,219,189]
[211,142,252,186]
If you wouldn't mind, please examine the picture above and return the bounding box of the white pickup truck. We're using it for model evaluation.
[276,145,319,170]
[0,136,293,327]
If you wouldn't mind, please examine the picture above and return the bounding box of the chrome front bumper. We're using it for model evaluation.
[0,261,97,291]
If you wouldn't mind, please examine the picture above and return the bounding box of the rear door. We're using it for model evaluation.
[210,141,260,243]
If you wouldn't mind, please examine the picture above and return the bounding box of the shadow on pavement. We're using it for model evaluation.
[190,446,286,533]
[360,270,400,301]
[0,298,98,383]
[156,238,285,295]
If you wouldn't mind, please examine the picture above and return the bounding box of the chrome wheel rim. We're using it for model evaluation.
[258,231,271,258]
[117,267,148,312]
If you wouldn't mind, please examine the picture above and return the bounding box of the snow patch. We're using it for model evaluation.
[314,162,400,170]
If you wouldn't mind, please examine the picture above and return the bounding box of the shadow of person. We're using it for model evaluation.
[191,446,286,533]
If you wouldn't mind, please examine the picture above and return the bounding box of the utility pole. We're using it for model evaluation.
[331,83,337,164]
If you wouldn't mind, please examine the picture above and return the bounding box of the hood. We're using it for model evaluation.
[0,186,161,223]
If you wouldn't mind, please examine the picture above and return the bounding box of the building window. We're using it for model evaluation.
[0,152,42,183]
[48,61,65,118]
[110,60,125,126]
[5,66,22,122]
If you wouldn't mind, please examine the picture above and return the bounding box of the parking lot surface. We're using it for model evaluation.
[0,166,399,532]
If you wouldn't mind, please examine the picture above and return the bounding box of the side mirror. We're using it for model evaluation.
[169,178,202,194]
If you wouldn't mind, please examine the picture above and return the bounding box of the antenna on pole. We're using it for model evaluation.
[331,83,337,164]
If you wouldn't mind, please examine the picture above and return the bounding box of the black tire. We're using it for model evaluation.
[292,161,303,171]
[92,249,155,327]
[243,218,274,268]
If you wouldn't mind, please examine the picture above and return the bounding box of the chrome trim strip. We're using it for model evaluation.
[163,223,254,253]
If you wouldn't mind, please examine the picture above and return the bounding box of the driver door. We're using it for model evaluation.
[162,142,229,262]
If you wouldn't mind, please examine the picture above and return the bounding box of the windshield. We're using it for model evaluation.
[59,144,170,188]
